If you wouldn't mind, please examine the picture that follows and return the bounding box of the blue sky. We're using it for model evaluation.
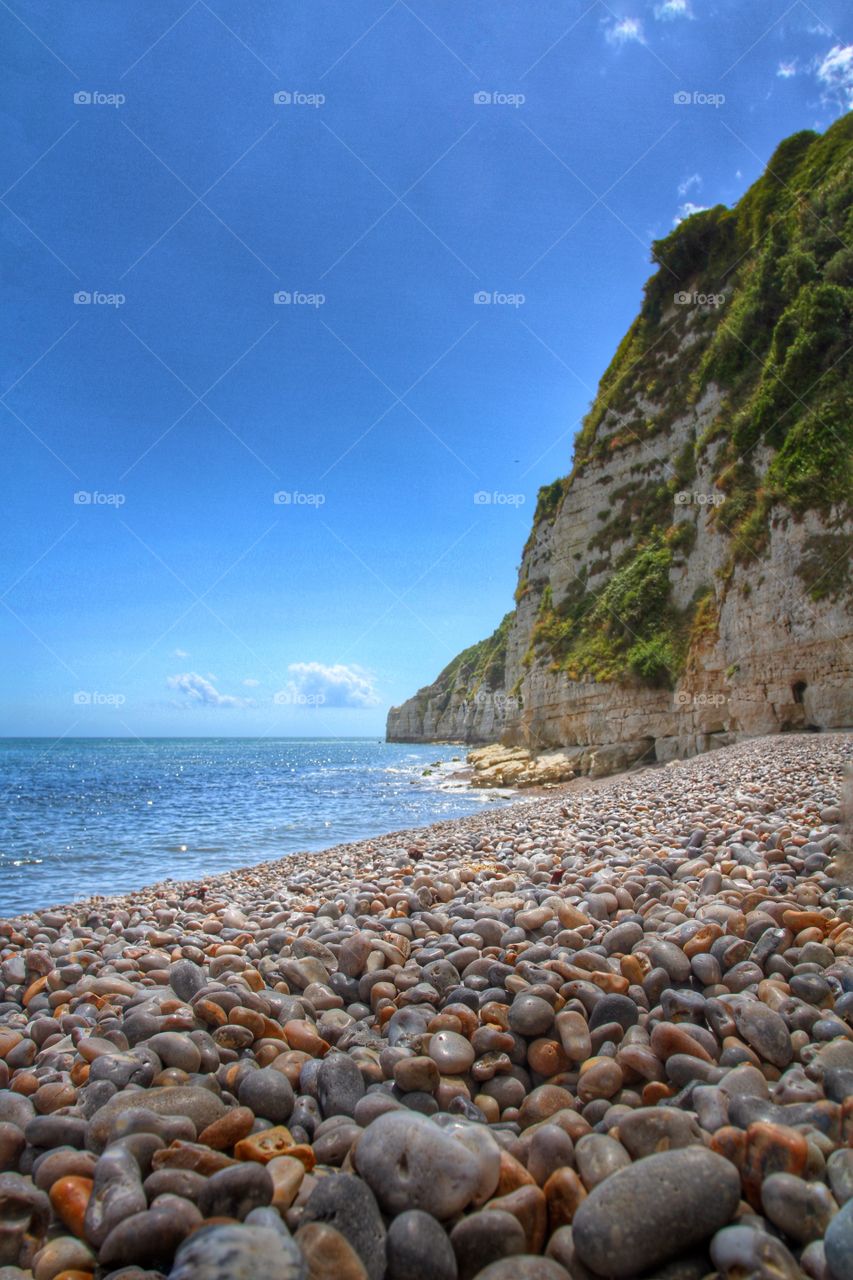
[1,0,850,737]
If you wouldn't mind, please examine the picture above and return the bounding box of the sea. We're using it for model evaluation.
[0,738,517,917]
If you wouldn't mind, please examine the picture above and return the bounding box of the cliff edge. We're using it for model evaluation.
[387,118,853,772]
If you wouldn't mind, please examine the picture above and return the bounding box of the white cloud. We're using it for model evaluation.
[777,60,798,79]
[242,677,261,688]
[654,0,692,20]
[605,17,644,45]
[674,201,709,224]
[677,172,702,197]
[816,44,853,108]
[276,662,380,709]
[174,648,189,658]
[167,671,250,709]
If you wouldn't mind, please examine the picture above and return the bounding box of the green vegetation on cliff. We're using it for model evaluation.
[423,612,512,710]
[583,121,850,532]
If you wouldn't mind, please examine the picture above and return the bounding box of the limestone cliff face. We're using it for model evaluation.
[387,119,853,768]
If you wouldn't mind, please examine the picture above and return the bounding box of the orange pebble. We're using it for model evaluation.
[741,1121,808,1209]
[198,1106,255,1151]
[193,998,227,1028]
[487,1185,548,1254]
[0,1030,23,1057]
[70,1061,90,1087]
[544,1166,587,1231]
[619,955,645,985]
[49,1175,93,1238]
[283,1019,329,1056]
[495,1149,536,1196]
[234,1126,298,1164]
[683,923,722,957]
[642,1081,674,1105]
[589,971,629,995]
[11,1072,39,1096]
[23,976,49,1006]
[710,1125,747,1171]
[782,909,827,935]
[527,1037,571,1077]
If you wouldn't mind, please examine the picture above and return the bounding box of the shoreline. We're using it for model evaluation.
[6,752,665,923]
[1,731,852,1279]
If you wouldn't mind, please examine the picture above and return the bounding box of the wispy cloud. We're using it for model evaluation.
[815,44,853,109]
[174,648,189,658]
[677,172,702,197]
[654,0,692,20]
[605,17,645,45]
[275,662,380,709]
[242,677,260,687]
[776,60,798,79]
[167,671,251,708]
[675,200,709,224]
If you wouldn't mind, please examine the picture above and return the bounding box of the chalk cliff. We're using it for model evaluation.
[387,118,853,771]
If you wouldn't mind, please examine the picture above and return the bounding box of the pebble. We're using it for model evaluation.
[317,1053,366,1118]
[761,1171,838,1243]
[355,1112,482,1219]
[299,1173,386,1280]
[828,1150,853,1206]
[238,1069,295,1124]
[83,1145,146,1247]
[470,1259,570,1279]
[99,1194,202,1268]
[450,1209,525,1280]
[385,1209,458,1280]
[197,1163,273,1219]
[824,1199,853,1280]
[572,1148,742,1275]
[168,1219,307,1279]
[295,1223,368,1279]
[429,1031,476,1074]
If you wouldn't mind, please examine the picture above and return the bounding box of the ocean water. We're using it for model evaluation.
[0,738,515,917]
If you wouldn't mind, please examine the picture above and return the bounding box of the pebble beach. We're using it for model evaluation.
[1,731,852,1280]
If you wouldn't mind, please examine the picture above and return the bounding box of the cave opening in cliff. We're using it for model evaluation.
[792,681,807,704]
